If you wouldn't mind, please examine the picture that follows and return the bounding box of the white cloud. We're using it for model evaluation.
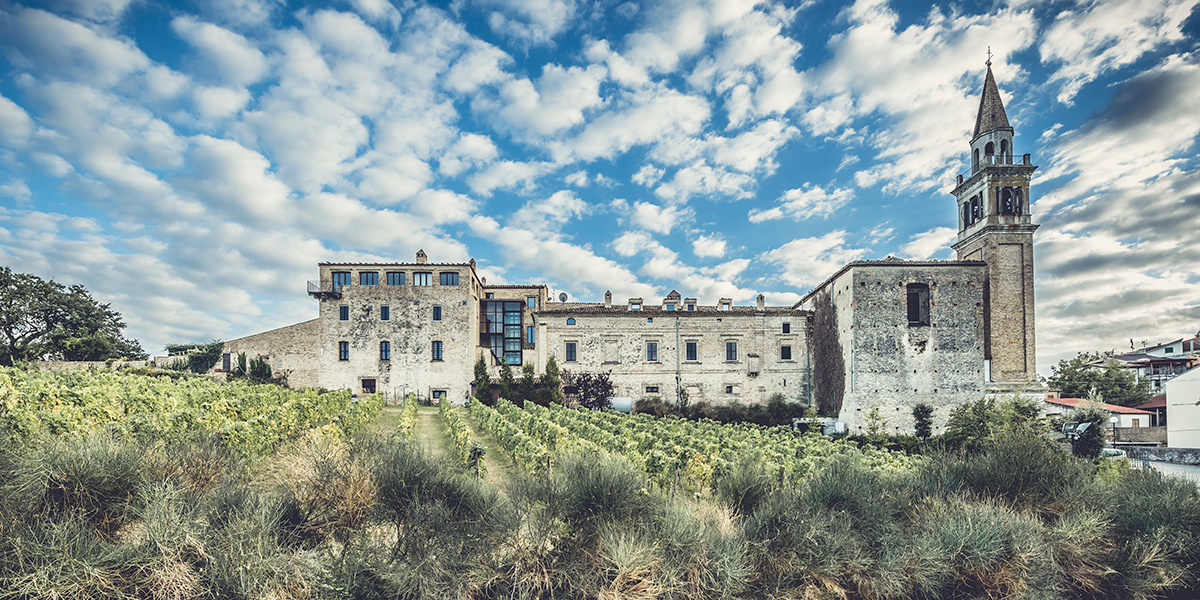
[486,63,607,137]
[654,161,756,202]
[0,8,151,87]
[748,184,854,223]
[564,170,588,186]
[445,40,513,93]
[483,0,579,47]
[692,233,726,258]
[438,133,500,176]
[630,201,690,235]
[467,159,553,195]
[759,231,868,289]
[632,164,665,186]
[511,190,590,233]
[899,226,956,260]
[1040,0,1198,104]
[570,87,710,161]
[0,95,35,147]
[193,86,251,120]
[171,16,269,87]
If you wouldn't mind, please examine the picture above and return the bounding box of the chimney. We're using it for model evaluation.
[415,249,428,264]
[481,277,487,285]
[757,294,765,310]
[604,290,612,307]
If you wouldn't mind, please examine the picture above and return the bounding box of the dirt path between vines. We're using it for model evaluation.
[457,406,517,490]
[413,406,449,457]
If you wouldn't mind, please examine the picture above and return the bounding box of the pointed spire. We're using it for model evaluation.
[972,61,1010,139]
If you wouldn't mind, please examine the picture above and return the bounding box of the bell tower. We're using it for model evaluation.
[951,57,1039,386]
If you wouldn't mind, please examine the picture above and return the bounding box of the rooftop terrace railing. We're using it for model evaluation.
[956,153,1033,184]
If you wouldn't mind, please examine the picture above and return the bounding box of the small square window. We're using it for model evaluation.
[664,304,675,311]
[359,272,379,286]
[686,304,695,311]
[486,292,494,299]
[387,271,405,286]
[362,378,376,394]
[782,322,790,334]
[338,341,349,361]
[630,303,641,311]
[565,342,577,362]
[440,272,459,286]
[433,305,442,321]
[339,305,349,321]
[431,341,443,361]
[725,385,734,394]
[380,305,390,321]
[645,386,659,393]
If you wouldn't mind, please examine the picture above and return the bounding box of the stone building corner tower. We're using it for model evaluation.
[951,60,1039,387]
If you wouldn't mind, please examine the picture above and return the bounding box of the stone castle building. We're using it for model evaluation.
[221,64,1039,433]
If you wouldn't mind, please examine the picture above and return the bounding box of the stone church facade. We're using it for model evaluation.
[221,64,1039,434]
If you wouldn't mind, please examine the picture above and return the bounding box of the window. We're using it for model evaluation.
[782,322,790,334]
[432,390,447,400]
[726,341,738,362]
[331,271,352,291]
[686,341,697,361]
[527,326,535,345]
[664,304,675,311]
[440,272,459,286]
[527,296,536,308]
[339,305,349,321]
[645,386,659,393]
[566,318,576,325]
[484,301,524,366]
[906,283,930,326]
[380,341,390,360]
[359,271,378,286]
[222,353,231,371]
[719,302,730,311]
[431,341,443,361]
[646,341,658,362]
[781,345,792,361]
[1165,347,1175,353]
[630,303,641,311]
[338,341,349,361]
[414,272,432,286]
[387,271,405,286]
[687,303,695,311]
[362,379,376,394]
[725,385,735,394]
[565,342,577,362]
[486,292,494,299]
[380,305,390,321]
[433,305,442,321]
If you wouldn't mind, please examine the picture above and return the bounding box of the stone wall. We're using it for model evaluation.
[315,262,481,401]
[222,319,320,388]
[1114,426,1167,445]
[800,261,987,434]
[539,304,810,407]
[1129,446,1200,465]
[35,360,152,371]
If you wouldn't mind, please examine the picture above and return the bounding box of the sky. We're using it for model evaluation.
[0,0,1197,376]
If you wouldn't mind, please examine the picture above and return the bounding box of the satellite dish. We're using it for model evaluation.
[559,292,568,302]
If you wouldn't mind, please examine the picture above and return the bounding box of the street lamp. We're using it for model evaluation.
[1109,415,1119,445]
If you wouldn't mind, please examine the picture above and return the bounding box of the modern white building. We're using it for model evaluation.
[1166,367,1200,448]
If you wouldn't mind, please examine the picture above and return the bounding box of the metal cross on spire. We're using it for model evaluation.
[986,46,992,67]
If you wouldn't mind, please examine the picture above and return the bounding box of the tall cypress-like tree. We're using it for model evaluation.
[473,354,492,402]
[519,362,538,404]
[542,355,564,404]
[498,362,515,403]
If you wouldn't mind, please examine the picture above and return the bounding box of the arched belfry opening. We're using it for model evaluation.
[999,139,1009,162]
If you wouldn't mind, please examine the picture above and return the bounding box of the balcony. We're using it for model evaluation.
[956,153,1033,185]
[307,281,342,300]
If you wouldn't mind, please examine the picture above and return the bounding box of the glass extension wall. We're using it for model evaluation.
[483,301,524,365]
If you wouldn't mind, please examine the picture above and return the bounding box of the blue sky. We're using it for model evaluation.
[0,0,1197,375]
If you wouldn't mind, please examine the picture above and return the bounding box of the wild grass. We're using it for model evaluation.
[0,426,1197,599]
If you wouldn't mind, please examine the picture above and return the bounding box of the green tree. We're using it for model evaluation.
[1067,394,1109,459]
[1048,352,1151,407]
[498,361,515,403]
[541,355,563,404]
[472,354,492,401]
[518,362,539,404]
[912,403,934,440]
[0,267,146,364]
